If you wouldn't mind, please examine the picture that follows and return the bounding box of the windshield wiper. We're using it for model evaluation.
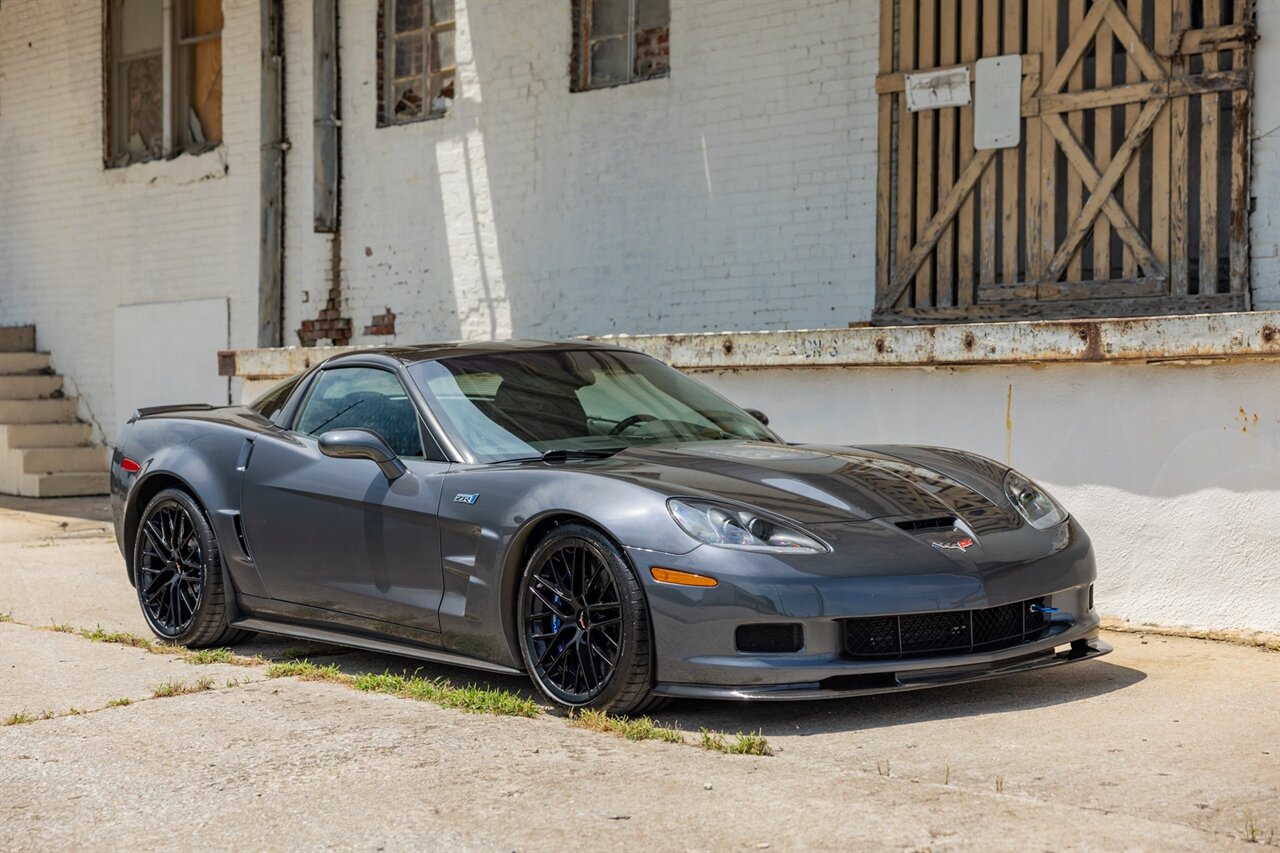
[495,447,626,464]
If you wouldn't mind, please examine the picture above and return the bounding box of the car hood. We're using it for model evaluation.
[598,441,1018,527]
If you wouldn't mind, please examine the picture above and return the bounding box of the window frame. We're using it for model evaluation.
[571,0,670,93]
[376,0,458,128]
[291,364,438,461]
[104,0,223,168]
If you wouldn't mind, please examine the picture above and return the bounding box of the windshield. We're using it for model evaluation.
[407,349,779,462]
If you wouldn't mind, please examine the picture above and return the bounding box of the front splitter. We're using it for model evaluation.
[653,637,1113,701]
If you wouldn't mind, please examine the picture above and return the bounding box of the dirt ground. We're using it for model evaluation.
[1,495,1277,851]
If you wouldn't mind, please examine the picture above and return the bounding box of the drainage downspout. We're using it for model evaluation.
[258,0,286,347]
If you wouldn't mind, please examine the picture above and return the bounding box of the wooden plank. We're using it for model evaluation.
[978,277,1167,303]
[1042,111,1163,277]
[1105,2,1166,82]
[873,293,1246,325]
[1041,0,1111,95]
[884,150,998,309]
[1200,0,1222,295]
[1120,0,1142,278]
[978,0,998,287]
[258,0,285,347]
[1066,0,1085,282]
[1024,0,1044,281]
[956,0,979,305]
[1173,23,1257,55]
[935,0,957,307]
[1152,0,1172,293]
[1038,0,1058,285]
[915,0,937,308]
[1001,0,1022,286]
[1093,22,1114,282]
[894,0,917,310]
[1229,0,1253,298]
[875,0,894,309]
[1042,99,1165,283]
[313,0,340,233]
[1031,69,1248,114]
[1170,0,1191,295]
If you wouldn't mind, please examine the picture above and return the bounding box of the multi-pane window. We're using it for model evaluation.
[377,0,457,126]
[571,0,670,92]
[105,0,223,167]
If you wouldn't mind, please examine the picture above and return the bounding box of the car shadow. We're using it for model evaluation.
[235,633,1146,735]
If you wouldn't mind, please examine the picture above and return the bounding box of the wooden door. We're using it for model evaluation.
[874,0,1255,323]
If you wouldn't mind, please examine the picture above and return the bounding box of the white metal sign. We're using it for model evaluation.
[974,55,1022,150]
[904,66,971,112]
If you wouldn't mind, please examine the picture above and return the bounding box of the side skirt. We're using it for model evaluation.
[231,616,525,677]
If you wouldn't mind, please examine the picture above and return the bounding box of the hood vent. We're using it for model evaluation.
[895,516,956,532]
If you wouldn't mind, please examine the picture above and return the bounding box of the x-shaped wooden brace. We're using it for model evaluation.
[1037,0,1168,282]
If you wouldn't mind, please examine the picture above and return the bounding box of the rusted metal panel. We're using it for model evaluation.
[217,345,373,379]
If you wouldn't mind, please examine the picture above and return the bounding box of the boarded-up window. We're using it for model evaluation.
[105,0,223,167]
[874,0,1255,324]
[571,0,670,92]
[377,0,457,126]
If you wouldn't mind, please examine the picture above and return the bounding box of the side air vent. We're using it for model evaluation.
[735,623,804,654]
[232,513,253,562]
[896,516,956,532]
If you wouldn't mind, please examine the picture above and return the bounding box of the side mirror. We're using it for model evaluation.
[744,408,770,426]
[317,428,407,481]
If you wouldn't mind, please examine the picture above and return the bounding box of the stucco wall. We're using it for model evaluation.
[685,360,1280,634]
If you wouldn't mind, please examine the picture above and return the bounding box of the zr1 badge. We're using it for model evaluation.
[453,493,479,505]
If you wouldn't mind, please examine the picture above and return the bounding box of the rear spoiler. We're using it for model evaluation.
[129,403,218,423]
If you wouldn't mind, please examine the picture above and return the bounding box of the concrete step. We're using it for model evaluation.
[0,352,51,374]
[0,374,63,399]
[22,471,109,498]
[0,326,36,353]
[0,422,92,448]
[0,398,78,424]
[19,446,108,475]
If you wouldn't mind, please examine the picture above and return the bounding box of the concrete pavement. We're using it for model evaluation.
[1,496,1277,851]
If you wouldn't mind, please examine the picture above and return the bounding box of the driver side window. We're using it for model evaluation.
[296,367,424,458]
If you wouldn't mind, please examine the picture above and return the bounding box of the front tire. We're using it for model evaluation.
[134,488,246,648]
[517,523,660,715]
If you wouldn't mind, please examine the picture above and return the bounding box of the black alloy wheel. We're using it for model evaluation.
[134,488,246,647]
[518,523,663,715]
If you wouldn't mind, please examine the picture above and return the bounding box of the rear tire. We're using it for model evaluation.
[134,488,247,648]
[517,523,658,715]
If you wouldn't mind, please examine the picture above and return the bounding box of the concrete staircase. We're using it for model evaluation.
[0,326,109,497]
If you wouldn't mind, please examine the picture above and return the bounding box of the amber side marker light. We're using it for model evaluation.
[650,567,718,587]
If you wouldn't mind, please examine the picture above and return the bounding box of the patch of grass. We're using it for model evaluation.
[181,647,238,665]
[572,708,684,743]
[151,677,214,699]
[78,625,154,649]
[353,671,542,717]
[4,711,34,726]
[108,697,132,707]
[0,612,13,623]
[265,659,351,683]
[45,621,76,634]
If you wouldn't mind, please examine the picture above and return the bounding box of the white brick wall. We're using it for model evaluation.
[282,0,883,346]
[0,0,261,442]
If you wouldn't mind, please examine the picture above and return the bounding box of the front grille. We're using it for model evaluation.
[842,597,1049,660]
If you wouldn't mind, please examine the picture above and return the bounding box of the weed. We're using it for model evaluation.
[151,677,214,698]
[108,697,132,707]
[698,726,772,756]
[944,763,951,785]
[573,709,684,743]
[181,648,235,665]
[4,711,34,726]
[876,760,891,777]
[79,625,153,649]
[265,659,350,683]
[354,671,542,718]
[0,612,12,623]
[995,775,1005,793]
[46,621,75,634]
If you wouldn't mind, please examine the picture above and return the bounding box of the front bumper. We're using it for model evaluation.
[627,515,1103,695]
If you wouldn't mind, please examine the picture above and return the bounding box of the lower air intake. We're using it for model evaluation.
[736,623,804,654]
[842,597,1050,660]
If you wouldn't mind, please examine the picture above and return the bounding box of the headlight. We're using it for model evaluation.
[667,499,827,553]
[1003,470,1068,530]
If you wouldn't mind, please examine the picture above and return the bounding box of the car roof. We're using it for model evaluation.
[321,339,636,367]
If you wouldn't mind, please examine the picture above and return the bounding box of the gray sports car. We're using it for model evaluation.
[111,341,1109,714]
